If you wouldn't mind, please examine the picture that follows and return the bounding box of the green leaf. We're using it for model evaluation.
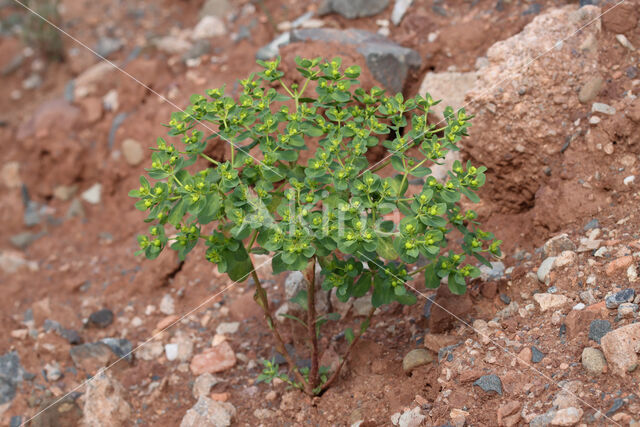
[278,313,307,327]
[345,328,355,344]
[424,263,441,289]
[352,271,372,298]
[223,244,253,282]
[168,199,187,226]
[447,272,466,295]
[376,236,398,261]
[290,289,309,311]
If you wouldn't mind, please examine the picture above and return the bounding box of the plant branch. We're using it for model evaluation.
[319,306,375,393]
[306,258,319,393]
[250,269,307,388]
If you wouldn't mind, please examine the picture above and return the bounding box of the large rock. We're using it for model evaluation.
[180,397,236,427]
[318,0,389,19]
[82,373,131,427]
[17,98,80,140]
[418,71,478,119]
[190,341,236,375]
[462,6,602,212]
[0,352,30,405]
[289,28,420,93]
[600,323,640,376]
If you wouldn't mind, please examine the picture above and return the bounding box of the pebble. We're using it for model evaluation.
[95,37,123,58]
[88,308,114,328]
[618,303,638,318]
[553,251,577,269]
[578,76,603,104]
[601,322,640,375]
[605,289,635,308]
[393,407,425,427]
[616,34,635,51]
[479,261,505,281]
[591,102,616,115]
[572,303,585,311]
[215,322,239,335]
[473,374,502,395]
[588,319,611,344]
[192,15,226,40]
[190,341,237,375]
[534,293,569,312]
[122,139,144,166]
[179,397,235,427]
[402,349,433,373]
[165,344,179,361]
[543,234,576,257]
[531,346,545,363]
[43,362,62,381]
[160,294,175,315]
[192,373,220,399]
[605,256,633,276]
[579,290,597,305]
[22,74,42,90]
[318,0,389,19]
[100,338,132,362]
[82,373,131,426]
[81,183,102,205]
[70,342,115,373]
[623,175,635,186]
[581,347,607,374]
[551,407,583,426]
[137,341,164,361]
[391,0,413,25]
[537,257,556,283]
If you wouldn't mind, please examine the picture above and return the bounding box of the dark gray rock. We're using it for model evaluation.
[500,294,511,305]
[626,66,638,79]
[605,289,635,309]
[319,0,389,19]
[0,351,30,405]
[100,338,133,362]
[522,3,541,15]
[182,39,211,61]
[108,112,128,150]
[423,294,436,319]
[473,374,502,395]
[290,28,421,93]
[95,37,123,58]
[9,416,22,427]
[10,231,44,249]
[579,0,599,6]
[588,319,611,344]
[531,346,545,363]
[88,308,114,328]
[43,319,62,334]
[60,328,83,345]
[606,398,625,416]
[438,342,461,362]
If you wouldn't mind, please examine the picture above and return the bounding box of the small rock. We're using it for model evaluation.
[319,0,389,19]
[537,257,557,283]
[1,162,21,188]
[497,401,521,425]
[137,341,164,361]
[623,175,635,186]
[155,36,192,55]
[0,351,30,405]
[353,296,374,317]
[70,343,115,374]
[616,34,635,51]
[95,37,122,58]
[396,406,425,427]
[82,373,131,426]
[579,290,597,305]
[102,89,119,112]
[531,346,545,363]
[99,338,133,362]
[81,183,102,205]
[543,233,576,257]
[479,261,505,281]
[253,408,275,419]
[605,256,634,276]
[199,0,232,19]
[583,219,599,230]
[160,294,175,315]
[165,343,179,361]
[122,139,144,166]
[190,341,236,375]
[601,322,640,376]
[66,198,85,219]
[581,347,607,374]
[391,0,413,25]
[534,293,569,312]
[618,303,638,318]
[605,289,635,308]
[578,76,603,103]
[43,362,62,381]
[402,349,433,373]
[215,322,239,335]
[180,397,236,427]
[192,15,226,40]
[193,373,220,399]
[553,251,577,269]
[88,309,114,328]
[551,407,583,426]
[588,319,611,343]
[591,102,616,115]
[473,374,502,395]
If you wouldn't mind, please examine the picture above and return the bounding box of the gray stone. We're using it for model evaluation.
[588,319,611,344]
[605,289,635,309]
[529,410,555,427]
[479,261,505,281]
[95,37,123,58]
[391,0,413,25]
[88,308,113,328]
[319,0,389,19]
[99,338,133,362]
[578,76,602,104]
[618,303,638,318]
[44,362,62,381]
[192,373,221,399]
[24,200,40,227]
[543,234,576,257]
[255,33,290,61]
[531,346,545,363]
[108,112,128,150]
[606,398,625,417]
[0,351,30,405]
[537,257,556,283]
[199,0,232,19]
[591,102,616,115]
[583,219,599,230]
[284,271,308,301]
[160,294,176,315]
[402,349,433,373]
[10,231,44,249]
[180,397,236,427]
[60,328,83,345]
[290,28,420,93]
[66,198,85,219]
[581,347,606,374]
[192,15,226,40]
[183,39,212,61]
[22,74,42,90]
[473,374,502,395]
[397,406,425,427]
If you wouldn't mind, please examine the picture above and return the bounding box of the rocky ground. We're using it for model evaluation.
[1,0,640,425]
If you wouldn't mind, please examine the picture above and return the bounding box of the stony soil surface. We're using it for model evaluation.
[1,0,640,426]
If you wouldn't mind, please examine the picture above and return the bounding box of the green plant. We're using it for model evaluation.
[130,56,501,396]
[22,0,65,61]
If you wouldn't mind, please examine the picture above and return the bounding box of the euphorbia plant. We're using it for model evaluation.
[130,57,501,396]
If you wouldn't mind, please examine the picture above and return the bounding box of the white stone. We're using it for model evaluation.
[192,15,226,40]
[534,293,569,312]
[623,175,635,186]
[537,257,557,283]
[551,407,583,426]
[215,322,239,335]
[165,343,179,361]
[572,303,585,311]
[81,183,102,204]
[591,102,616,115]
[553,251,577,269]
[616,34,635,51]
[160,294,175,315]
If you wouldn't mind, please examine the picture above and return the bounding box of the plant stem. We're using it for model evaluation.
[249,269,307,388]
[319,306,375,394]
[199,153,220,165]
[370,158,391,173]
[306,258,319,394]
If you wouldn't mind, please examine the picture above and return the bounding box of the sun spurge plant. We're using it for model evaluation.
[130,56,501,396]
